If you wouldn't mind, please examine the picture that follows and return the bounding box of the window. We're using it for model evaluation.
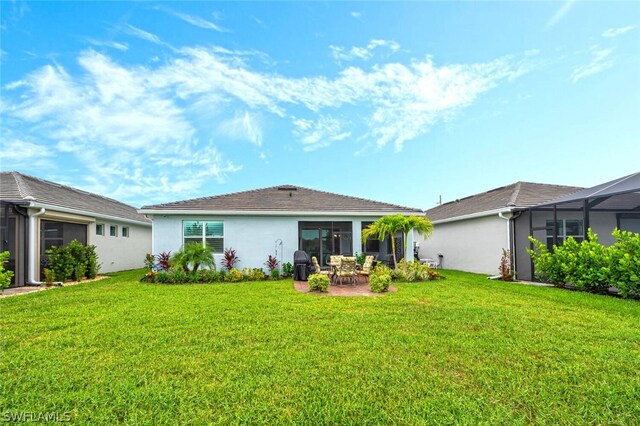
[122,227,129,238]
[96,223,105,236]
[183,221,223,253]
[546,219,584,250]
[110,225,118,237]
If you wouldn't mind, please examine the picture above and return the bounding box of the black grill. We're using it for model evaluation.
[293,250,311,281]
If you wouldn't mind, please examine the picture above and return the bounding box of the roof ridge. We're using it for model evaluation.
[292,185,423,212]
[15,172,143,210]
[141,185,287,208]
[12,171,31,199]
[508,182,522,206]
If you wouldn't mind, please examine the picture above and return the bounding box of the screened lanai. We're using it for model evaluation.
[513,172,640,280]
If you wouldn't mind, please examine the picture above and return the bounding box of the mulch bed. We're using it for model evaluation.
[294,280,397,297]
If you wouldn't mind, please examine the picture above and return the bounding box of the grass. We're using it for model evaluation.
[1,269,639,425]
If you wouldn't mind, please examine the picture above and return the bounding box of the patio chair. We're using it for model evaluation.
[357,255,375,283]
[335,257,357,286]
[311,256,330,277]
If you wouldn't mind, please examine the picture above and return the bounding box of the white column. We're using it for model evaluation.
[28,208,46,283]
[352,219,362,255]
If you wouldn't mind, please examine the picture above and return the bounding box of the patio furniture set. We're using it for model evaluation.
[311,255,375,286]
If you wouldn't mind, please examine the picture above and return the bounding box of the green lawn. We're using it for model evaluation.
[1,270,639,425]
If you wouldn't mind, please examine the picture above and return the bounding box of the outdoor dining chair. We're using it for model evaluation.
[311,256,331,277]
[357,255,375,283]
[335,257,357,286]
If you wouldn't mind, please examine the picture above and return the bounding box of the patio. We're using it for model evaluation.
[293,279,397,296]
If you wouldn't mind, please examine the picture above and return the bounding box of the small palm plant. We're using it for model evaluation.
[171,243,215,273]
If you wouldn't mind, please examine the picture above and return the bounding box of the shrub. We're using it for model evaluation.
[172,243,215,273]
[43,268,55,286]
[370,272,391,293]
[282,262,294,277]
[355,252,366,266]
[46,245,74,282]
[74,263,87,282]
[84,245,100,278]
[144,253,155,271]
[155,271,170,284]
[308,273,330,292]
[243,268,265,281]
[187,272,199,284]
[498,249,513,281]
[393,260,431,282]
[527,237,565,285]
[609,229,640,298]
[265,254,280,272]
[221,248,240,271]
[270,269,281,279]
[156,251,171,271]
[225,268,244,282]
[141,271,157,283]
[169,269,187,284]
[0,251,14,292]
[197,269,220,283]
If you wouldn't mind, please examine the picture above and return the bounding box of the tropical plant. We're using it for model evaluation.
[362,215,433,270]
[308,273,330,292]
[171,243,215,273]
[362,215,405,269]
[609,229,640,298]
[43,268,55,286]
[270,269,281,279]
[498,249,513,281]
[144,253,155,271]
[369,264,392,292]
[46,245,74,282]
[355,252,366,266]
[84,245,100,278]
[221,248,240,271]
[0,251,14,292]
[156,251,171,271]
[282,262,294,277]
[74,263,87,282]
[265,255,280,272]
[225,268,244,282]
[393,260,431,282]
[243,268,265,281]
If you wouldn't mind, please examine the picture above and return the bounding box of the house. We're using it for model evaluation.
[0,172,152,287]
[418,173,640,280]
[417,182,581,277]
[139,185,423,271]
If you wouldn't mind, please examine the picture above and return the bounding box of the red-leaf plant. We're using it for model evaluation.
[156,251,171,271]
[221,248,240,271]
[265,255,280,272]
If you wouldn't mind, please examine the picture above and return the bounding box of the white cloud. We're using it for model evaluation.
[292,116,351,151]
[87,39,129,51]
[123,25,171,49]
[155,6,226,32]
[329,39,401,63]
[571,47,613,82]
[350,12,361,19]
[546,0,575,29]
[219,111,263,146]
[602,25,636,38]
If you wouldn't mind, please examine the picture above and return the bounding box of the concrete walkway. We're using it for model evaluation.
[0,276,108,299]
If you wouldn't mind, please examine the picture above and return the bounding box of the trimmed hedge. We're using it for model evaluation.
[528,228,640,298]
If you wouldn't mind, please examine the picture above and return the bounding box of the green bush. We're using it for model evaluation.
[243,268,265,281]
[169,269,187,284]
[144,253,155,271]
[47,245,74,282]
[43,268,55,286]
[0,251,14,292]
[84,245,100,278]
[225,268,244,282]
[155,271,170,283]
[197,269,220,283]
[74,263,87,282]
[282,262,294,277]
[270,269,280,279]
[393,260,432,282]
[369,272,391,293]
[609,229,640,298]
[529,228,640,297]
[308,273,330,292]
[171,243,216,273]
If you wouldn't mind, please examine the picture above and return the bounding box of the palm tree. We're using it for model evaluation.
[171,242,216,273]
[362,215,405,269]
[400,216,434,270]
[362,215,434,270]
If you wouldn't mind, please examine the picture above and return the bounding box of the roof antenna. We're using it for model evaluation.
[437,195,442,205]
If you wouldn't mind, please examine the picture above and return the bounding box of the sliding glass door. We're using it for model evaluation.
[299,222,352,266]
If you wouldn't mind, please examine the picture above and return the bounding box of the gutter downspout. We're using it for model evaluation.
[27,207,45,285]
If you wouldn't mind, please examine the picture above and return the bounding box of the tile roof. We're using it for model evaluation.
[140,185,423,214]
[425,182,582,221]
[0,172,151,224]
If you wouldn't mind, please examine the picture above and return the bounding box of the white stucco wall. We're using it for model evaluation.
[417,214,509,275]
[90,220,152,273]
[150,214,414,270]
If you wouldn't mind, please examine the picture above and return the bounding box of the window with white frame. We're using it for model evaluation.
[183,221,224,253]
[96,223,105,236]
[122,227,129,238]
[110,225,118,237]
[546,219,584,250]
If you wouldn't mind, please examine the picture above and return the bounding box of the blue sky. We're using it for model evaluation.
[1,1,639,209]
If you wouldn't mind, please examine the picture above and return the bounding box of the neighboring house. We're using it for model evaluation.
[139,185,423,271]
[419,173,640,280]
[418,182,581,277]
[0,172,152,287]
